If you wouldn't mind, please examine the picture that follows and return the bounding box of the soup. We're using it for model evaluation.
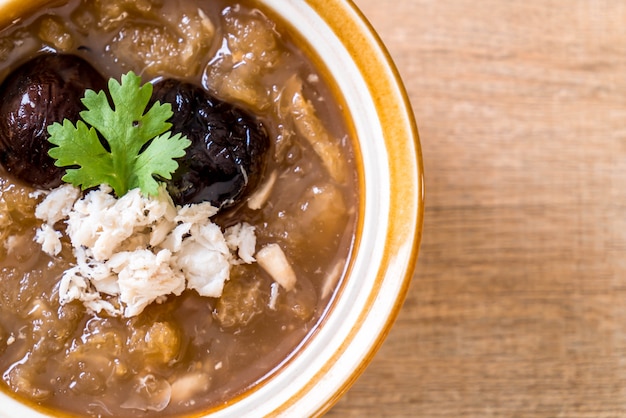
[0,0,358,416]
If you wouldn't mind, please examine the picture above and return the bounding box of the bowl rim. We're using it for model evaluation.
[243,0,425,415]
[301,0,424,414]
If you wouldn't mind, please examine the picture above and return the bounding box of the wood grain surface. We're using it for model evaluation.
[327,1,626,417]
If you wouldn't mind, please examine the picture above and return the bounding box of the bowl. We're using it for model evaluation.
[0,0,424,416]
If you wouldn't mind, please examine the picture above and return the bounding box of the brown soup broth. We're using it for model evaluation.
[0,0,359,416]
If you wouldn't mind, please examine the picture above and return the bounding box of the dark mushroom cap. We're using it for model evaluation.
[0,54,107,189]
[150,78,270,208]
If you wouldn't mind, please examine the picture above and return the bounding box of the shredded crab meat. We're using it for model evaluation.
[256,243,297,291]
[34,224,63,256]
[34,184,296,317]
[34,184,80,225]
[170,372,211,403]
[246,170,277,210]
[224,222,256,263]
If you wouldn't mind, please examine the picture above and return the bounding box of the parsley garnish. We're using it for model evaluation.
[47,72,191,197]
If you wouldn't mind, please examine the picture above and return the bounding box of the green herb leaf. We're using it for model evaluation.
[47,71,191,197]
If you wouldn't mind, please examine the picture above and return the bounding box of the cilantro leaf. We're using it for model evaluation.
[47,72,191,197]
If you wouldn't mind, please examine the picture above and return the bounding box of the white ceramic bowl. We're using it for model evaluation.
[0,0,424,416]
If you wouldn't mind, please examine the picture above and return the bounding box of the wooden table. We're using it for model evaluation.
[327,1,626,416]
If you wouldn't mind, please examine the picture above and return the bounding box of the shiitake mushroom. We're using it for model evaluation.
[150,78,270,208]
[0,54,107,189]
